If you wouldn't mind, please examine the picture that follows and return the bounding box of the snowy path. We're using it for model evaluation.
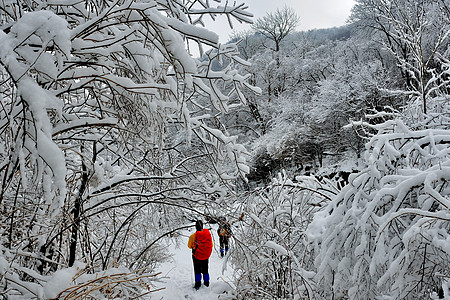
[148,226,235,300]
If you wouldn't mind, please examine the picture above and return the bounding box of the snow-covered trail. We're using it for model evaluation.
[148,225,235,299]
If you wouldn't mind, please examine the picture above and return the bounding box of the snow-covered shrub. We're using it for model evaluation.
[233,171,336,299]
[0,253,157,299]
[308,114,450,299]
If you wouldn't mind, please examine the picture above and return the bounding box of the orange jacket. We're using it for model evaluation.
[188,229,213,260]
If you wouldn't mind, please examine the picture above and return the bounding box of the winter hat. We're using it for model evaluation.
[195,220,203,231]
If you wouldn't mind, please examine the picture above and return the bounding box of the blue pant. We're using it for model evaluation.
[219,236,229,255]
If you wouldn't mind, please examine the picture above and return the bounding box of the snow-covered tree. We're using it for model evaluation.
[306,4,450,295]
[233,171,336,299]
[0,0,259,297]
[251,6,300,52]
[306,5,450,297]
[308,112,450,299]
[351,0,450,115]
[306,37,402,158]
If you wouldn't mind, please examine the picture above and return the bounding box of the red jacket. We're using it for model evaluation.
[188,229,213,260]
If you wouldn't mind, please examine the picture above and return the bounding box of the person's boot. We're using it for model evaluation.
[220,248,224,257]
[203,274,210,287]
[194,274,202,290]
[225,247,229,256]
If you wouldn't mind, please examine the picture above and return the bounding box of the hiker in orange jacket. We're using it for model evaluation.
[188,220,213,290]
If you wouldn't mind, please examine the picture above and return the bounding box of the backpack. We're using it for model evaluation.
[218,222,231,237]
[194,229,213,260]
[219,228,227,236]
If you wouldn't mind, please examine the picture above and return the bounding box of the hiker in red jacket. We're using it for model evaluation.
[187,220,213,290]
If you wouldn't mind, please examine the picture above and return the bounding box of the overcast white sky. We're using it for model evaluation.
[206,0,356,43]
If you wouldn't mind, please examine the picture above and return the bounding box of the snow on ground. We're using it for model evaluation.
[148,225,235,300]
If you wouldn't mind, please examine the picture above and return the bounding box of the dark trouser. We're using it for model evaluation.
[219,236,229,255]
[192,256,209,283]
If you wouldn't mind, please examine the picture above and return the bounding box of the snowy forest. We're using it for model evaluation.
[0,0,449,299]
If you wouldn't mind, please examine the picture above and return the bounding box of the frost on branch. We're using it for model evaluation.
[308,116,450,299]
[0,0,258,297]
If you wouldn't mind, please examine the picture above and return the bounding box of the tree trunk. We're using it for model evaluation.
[69,153,88,267]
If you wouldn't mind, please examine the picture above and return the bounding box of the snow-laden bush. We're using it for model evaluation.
[308,113,450,299]
[232,171,336,299]
[0,252,157,299]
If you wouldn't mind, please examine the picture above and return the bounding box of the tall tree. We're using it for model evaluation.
[252,6,300,52]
